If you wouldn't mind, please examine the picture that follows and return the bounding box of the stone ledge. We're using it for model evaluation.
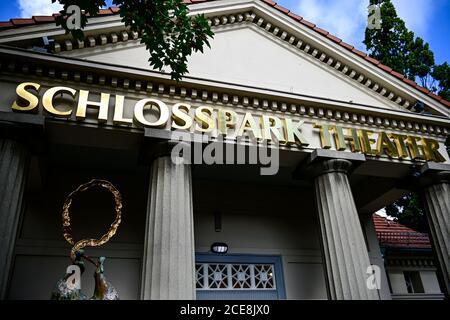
[293,149,366,180]
[310,148,366,164]
[420,162,450,174]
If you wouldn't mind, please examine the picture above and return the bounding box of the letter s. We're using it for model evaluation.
[12,82,40,112]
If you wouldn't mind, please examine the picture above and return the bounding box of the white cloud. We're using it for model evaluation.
[392,0,440,39]
[291,0,442,49]
[376,208,395,220]
[18,0,62,17]
[295,0,368,50]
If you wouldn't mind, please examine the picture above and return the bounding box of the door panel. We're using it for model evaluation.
[195,254,286,300]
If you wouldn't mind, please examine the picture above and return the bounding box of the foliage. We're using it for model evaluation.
[364,0,450,231]
[364,0,435,87]
[432,62,450,100]
[385,193,428,233]
[52,0,214,81]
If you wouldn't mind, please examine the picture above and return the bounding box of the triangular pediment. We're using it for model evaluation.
[59,24,402,111]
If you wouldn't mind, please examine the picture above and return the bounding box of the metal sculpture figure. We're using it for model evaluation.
[51,179,122,300]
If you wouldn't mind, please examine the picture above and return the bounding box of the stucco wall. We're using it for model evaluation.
[193,179,327,299]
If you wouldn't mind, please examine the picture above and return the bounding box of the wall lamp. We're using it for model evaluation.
[211,242,228,254]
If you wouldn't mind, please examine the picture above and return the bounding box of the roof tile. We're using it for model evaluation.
[287,12,302,22]
[428,92,443,101]
[11,18,34,26]
[373,215,431,249]
[98,9,113,15]
[415,85,430,94]
[274,4,290,14]
[391,70,405,80]
[326,33,342,44]
[402,78,417,87]
[33,16,55,23]
[0,21,13,28]
[300,19,315,28]
[378,63,393,73]
[364,55,380,65]
[262,0,277,6]
[314,27,329,36]
[441,99,450,107]
[352,48,367,58]
[340,41,354,51]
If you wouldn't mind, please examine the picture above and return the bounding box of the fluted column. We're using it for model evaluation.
[0,139,29,299]
[310,159,379,300]
[141,147,195,300]
[419,169,450,298]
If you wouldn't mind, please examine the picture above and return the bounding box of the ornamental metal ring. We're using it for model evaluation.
[62,179,122,261]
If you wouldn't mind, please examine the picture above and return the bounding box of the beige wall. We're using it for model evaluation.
[62,25,399,110]
[193,179,328,299]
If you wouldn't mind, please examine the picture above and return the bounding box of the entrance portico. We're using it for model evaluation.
[0,0,449,301]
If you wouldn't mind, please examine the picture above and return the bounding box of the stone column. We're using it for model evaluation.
[141,143,196,300]
[309,158,379,300]
[0,139,29,299]
[419,164,450,298]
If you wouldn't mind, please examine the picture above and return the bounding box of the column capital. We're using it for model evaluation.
[419,162,450,187]
[140,128,192,164]
[307,158,354,178]
[294,149,366,180]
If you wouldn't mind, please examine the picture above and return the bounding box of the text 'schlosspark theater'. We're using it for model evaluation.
[0,0,449,300]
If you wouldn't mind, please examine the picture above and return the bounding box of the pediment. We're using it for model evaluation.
[59,24,404,111]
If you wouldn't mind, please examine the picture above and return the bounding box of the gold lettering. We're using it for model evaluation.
[406,136,425,160]
[236,112,262,140]
[345,128,361,152]
[390,134,409,159]
[285,119,309,147]
[172,103,192,130]
[376,132,399,158]
[12,82,40,112]
[195,106,215,133]
[134,98,170,128]
[334,126,347,151]
[217,109,237,136]
[314,124,334,149]
[113,95,133,125]
[359,130,377,156]
[262,115,286,144]
[76,90,110,122]
[42,86,76,118]
[422,138,446,162]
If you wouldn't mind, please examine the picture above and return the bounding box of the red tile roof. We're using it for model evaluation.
[372,214,431,249]
[0,0,448,109]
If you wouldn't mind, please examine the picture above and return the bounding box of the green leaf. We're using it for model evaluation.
[54,0,214,81]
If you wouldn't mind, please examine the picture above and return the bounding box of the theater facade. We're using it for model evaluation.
[0,0,449,300]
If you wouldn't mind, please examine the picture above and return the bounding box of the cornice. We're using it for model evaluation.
[0,0,448,115]
[45,8,450,119]
[0,45,449,139]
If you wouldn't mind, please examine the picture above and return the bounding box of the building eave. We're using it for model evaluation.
[1,44,449,133]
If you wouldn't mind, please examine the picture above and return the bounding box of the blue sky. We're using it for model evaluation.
[1,0,449,65]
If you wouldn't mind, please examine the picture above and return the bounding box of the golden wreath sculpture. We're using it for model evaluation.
[51,179,122,300]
